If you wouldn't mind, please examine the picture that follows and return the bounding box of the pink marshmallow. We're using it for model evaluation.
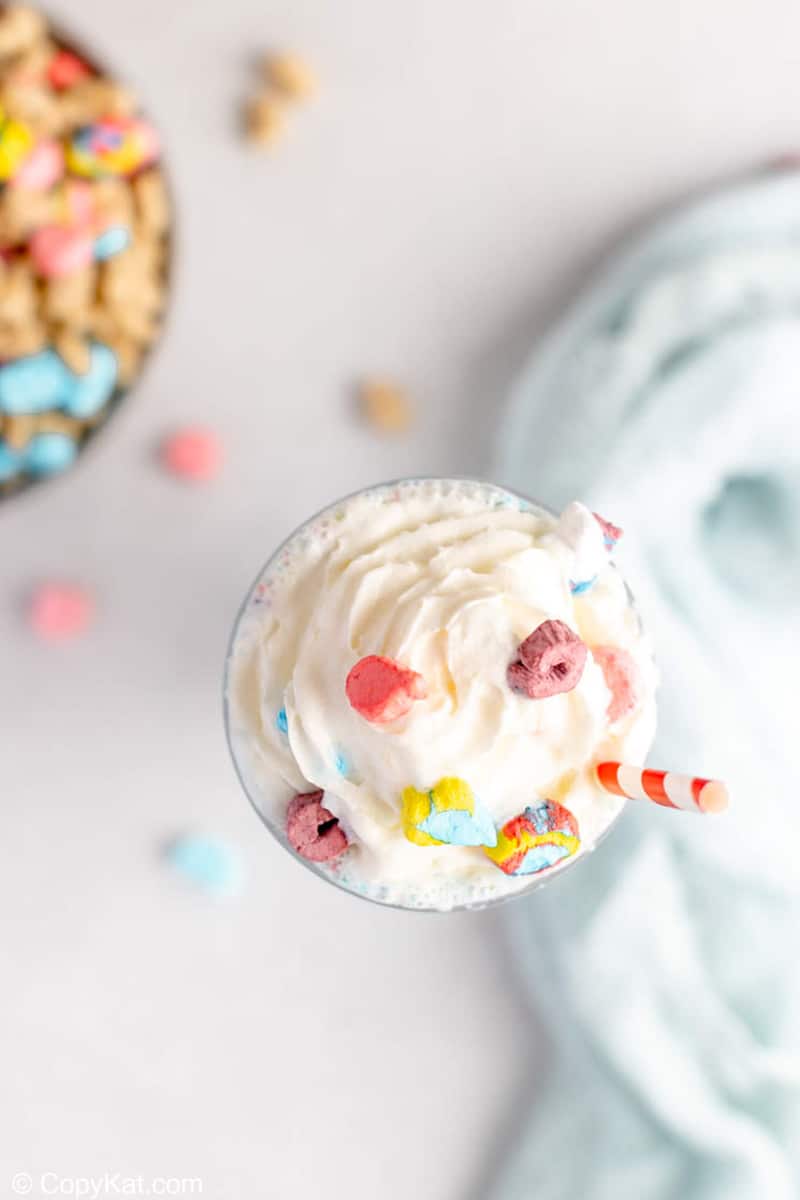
[592,645,642,724]
[63,181,96,228]
[12,140,64,191]
[161,428,223,482]
[29,224,94,278]
[28,583,94,641]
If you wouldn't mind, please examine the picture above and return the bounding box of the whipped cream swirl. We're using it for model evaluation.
[226,479,657,910]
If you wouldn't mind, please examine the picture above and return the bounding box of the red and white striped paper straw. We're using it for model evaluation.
[595,761,729,814]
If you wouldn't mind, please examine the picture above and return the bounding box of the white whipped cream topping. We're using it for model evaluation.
[226,480,657,910]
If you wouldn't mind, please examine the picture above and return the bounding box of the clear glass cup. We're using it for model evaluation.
[222,477,629,912]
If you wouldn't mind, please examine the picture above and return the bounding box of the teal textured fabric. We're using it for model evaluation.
[493,172,800,1200]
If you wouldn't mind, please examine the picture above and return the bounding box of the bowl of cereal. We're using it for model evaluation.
[0,4,172,498]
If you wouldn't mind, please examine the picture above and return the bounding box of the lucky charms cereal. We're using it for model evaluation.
[0,5,171,497]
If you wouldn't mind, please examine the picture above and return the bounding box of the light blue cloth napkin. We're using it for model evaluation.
[493,171,800,1200]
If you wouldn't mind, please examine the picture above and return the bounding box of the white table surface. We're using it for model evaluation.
[3,1,800,1196]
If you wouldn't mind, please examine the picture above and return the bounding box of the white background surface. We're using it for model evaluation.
[3,2,800,1197]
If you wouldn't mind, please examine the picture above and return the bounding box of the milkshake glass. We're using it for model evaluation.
[224,478,656,911]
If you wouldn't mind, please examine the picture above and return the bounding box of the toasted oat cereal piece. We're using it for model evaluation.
[85,303,119,345]
[0,260,38,323]
[0,6,45,59]
[42,266,96,326]
[91,177,135,229]
[34,410,85,438]
[1,411,36,450]
[245,92,285,145]
[133,169,170,234]
[7,37,56,86]
[56,78,136,127]
[1,79,62,137]
[0,318,46,358]
[359,378,413,434]
[0,185,51,241]
[102,331,141,386]
[263,52,317,100]
[53,328,91,375]
[113,304,159,345]
[101,264,162,318]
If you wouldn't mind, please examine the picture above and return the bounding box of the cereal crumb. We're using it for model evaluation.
[161,427,223,481]
[28,581,94,640]
[245,93,286,146]
[263,52,317,101]
[359,378,413,434]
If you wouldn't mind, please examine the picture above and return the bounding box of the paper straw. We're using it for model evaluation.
[595,761,729,814]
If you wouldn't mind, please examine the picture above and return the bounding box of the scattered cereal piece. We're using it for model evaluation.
[28,581,93,640]
[286,790,348,863]
[263,52,317,100]
[484,800,580,876]
[359,378,413,434]
[592,645,642,724]
[345,654,426,724]
[507,619,587,700]
[402,777,497,848]
[245,92,286,146]
[163,834,245,897]
[161,428,223,482]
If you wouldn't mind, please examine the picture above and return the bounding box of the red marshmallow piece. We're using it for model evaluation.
[592,645,642,724]
[161,428,223,482]
[593,512,623,549]
[28,582,94,641]
[286,790,348,863]
[47,50,92,90]
[507,619,587,699]
[345,654,426,724]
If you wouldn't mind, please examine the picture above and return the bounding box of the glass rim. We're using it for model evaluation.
[222,475,629,914]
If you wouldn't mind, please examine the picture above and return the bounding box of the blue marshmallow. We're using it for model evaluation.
[0,438,21,481]
[25,433,78,476]
[66,343,118,418]
[0,342,118,419]
[0,350,72,415]
[94,225,131,261]
[164,835,245,898]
